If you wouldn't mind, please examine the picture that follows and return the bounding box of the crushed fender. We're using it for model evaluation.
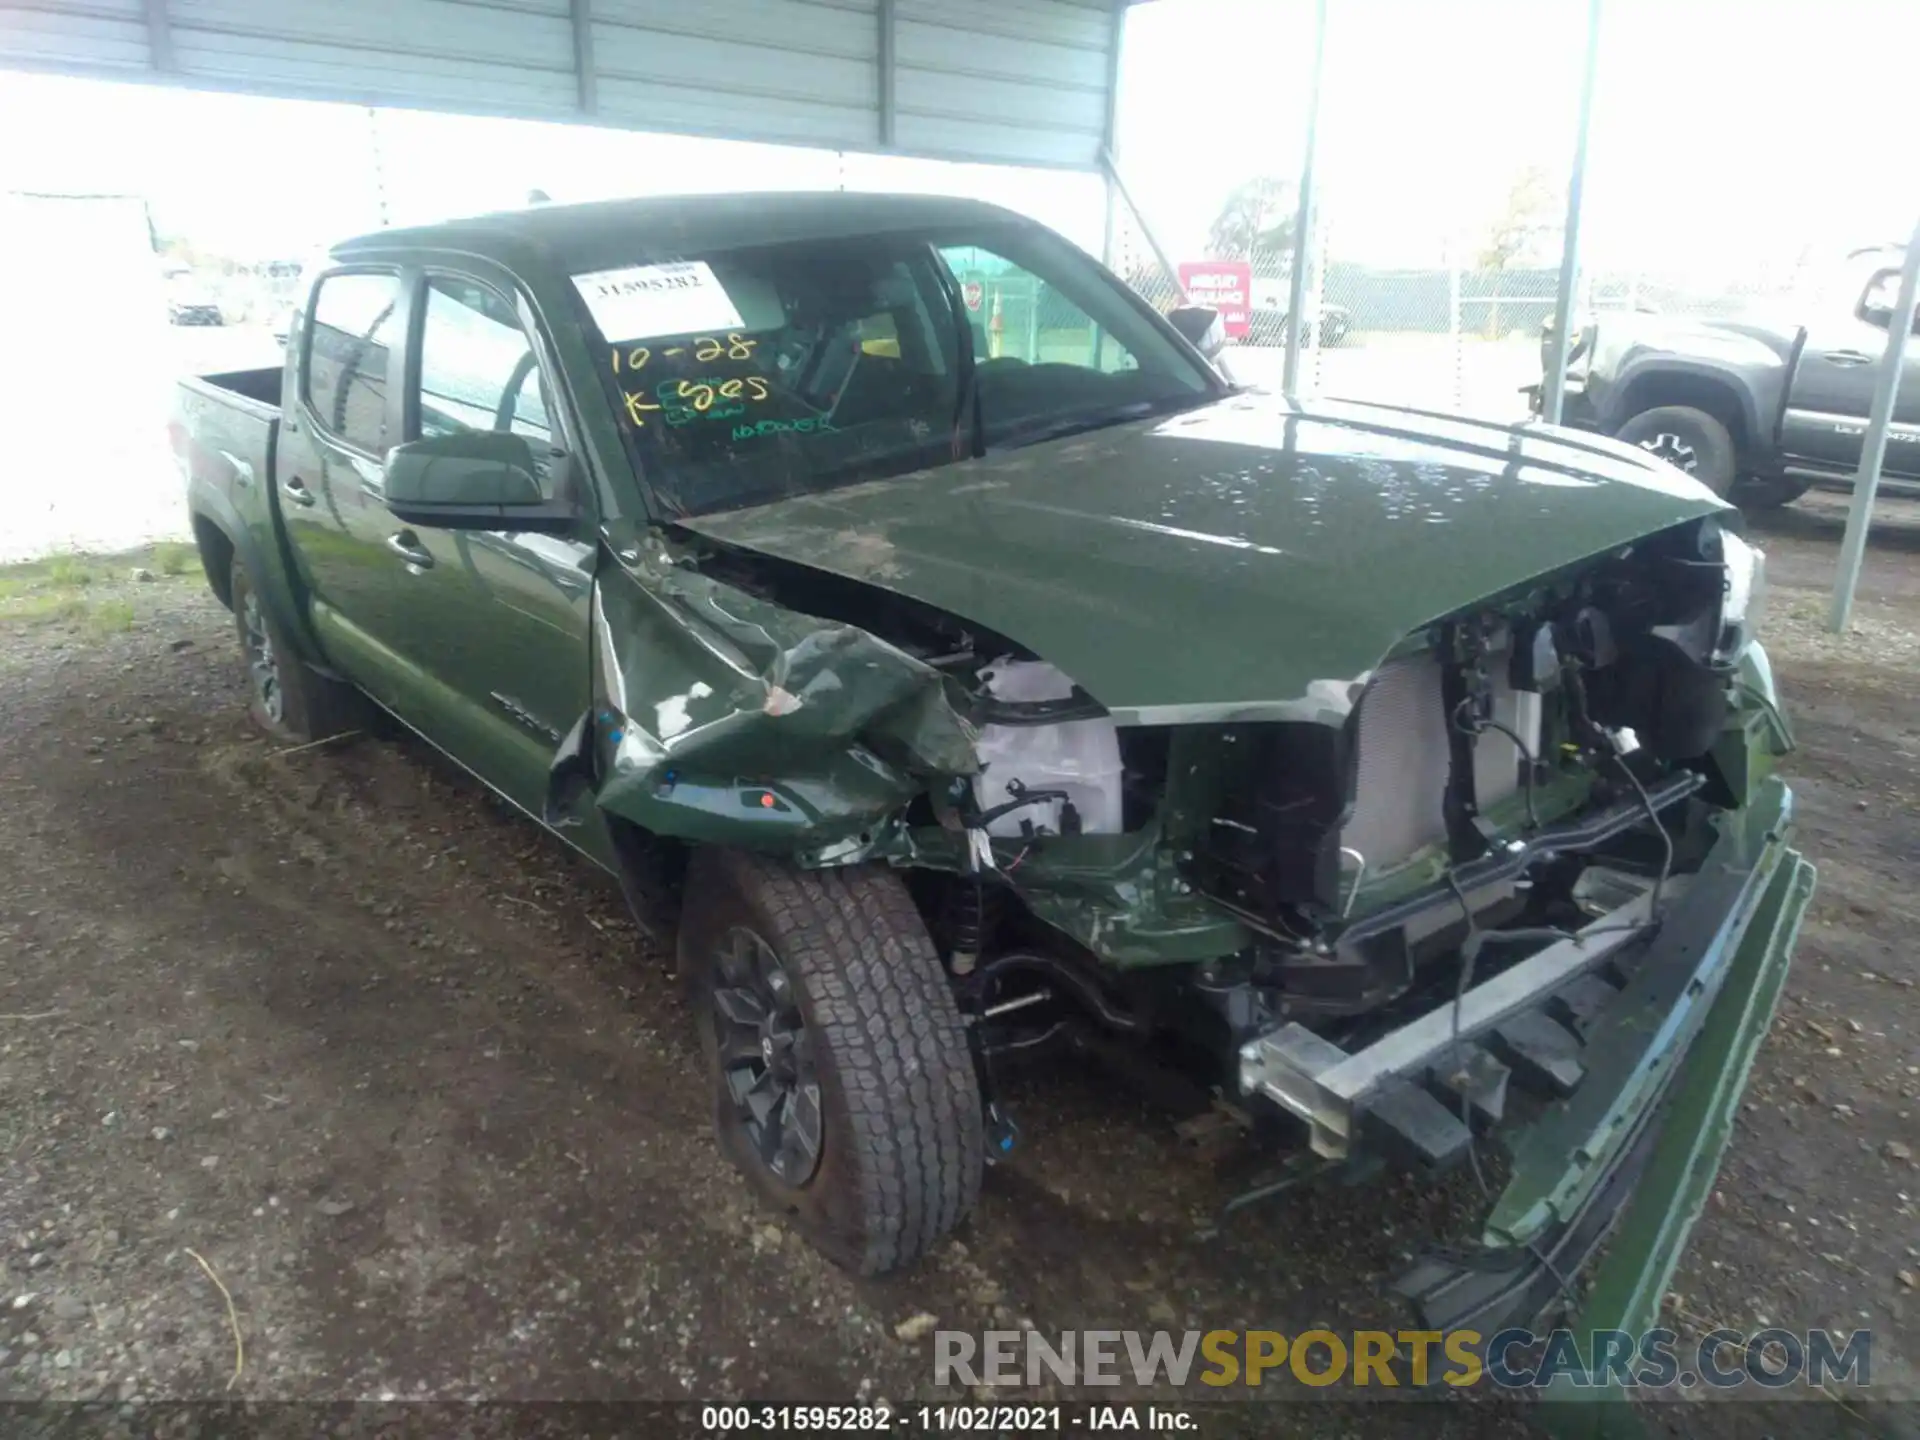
[566,539,978,856]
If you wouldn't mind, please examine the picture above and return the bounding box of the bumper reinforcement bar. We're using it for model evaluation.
[1239,877,1661,1159]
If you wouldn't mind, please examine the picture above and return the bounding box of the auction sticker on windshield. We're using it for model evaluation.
[572,260,744,343]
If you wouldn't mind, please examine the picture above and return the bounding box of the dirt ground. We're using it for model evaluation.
[0,493,1915,1437]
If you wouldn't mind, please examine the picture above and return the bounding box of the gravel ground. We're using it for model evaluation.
[0,495,1915,1437]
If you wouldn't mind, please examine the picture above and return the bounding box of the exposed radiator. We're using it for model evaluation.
[1340,649,1540,872]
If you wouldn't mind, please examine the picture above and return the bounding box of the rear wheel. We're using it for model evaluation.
[1616,405,1738,496]
[229,557,361,744]
[679,849,984,1275]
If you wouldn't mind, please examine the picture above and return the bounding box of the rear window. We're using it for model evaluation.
[304,271,399,453]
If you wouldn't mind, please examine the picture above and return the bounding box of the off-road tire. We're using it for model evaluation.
[679,849,984,1275]
[228,556,361,745]
[1616,405,1738,496]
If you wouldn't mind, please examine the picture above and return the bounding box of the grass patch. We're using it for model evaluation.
[86,599,138,635]
[45,555,99,588]
[0,593,89,625]
[152,541,198,577]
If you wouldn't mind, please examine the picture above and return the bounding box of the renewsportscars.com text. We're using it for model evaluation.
[934,1327,1872,1390]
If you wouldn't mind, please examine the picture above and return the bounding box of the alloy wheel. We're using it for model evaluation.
[241,589,284,724]
[712,926,823,1186]
[1638,432,1700,473]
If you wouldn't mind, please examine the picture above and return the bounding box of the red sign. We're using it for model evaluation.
[963,280,984,313]
[1177,260,1252,339]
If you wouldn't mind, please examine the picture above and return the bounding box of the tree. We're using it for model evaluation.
[1477,166,1562,272]
[1208,176,1297,272]
[1475,166,1564,337]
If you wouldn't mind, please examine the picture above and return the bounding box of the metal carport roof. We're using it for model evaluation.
[0,0,1124,169]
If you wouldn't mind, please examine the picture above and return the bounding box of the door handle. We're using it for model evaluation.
[1821,349,1877,366]
[280,476,316,507]
[386,531,435,569]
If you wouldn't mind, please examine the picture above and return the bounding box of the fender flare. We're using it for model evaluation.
[1597,357,1779,463]
[187,477,334,672]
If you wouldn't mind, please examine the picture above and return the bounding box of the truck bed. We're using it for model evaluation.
[172,368,281,524]
[185,366,281,416]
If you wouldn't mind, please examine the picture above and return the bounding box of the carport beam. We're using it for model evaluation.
[1099,0,1125,270]
[1280,0,1327,399]
[1101,148,1186,305]
[1541,0,1602,427]
[570,0,596,113]
[1828,214,1920,632]
[878,0,896,147]
[143,0,173,71]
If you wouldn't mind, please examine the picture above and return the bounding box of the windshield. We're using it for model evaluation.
[572,223,1217,517]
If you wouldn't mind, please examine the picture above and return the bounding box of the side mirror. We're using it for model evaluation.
[383,431,578,534]
[1854,267,1919,333]
[1167,304,1226,360]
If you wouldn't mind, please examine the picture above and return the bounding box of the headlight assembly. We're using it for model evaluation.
[1715,530,1768,666]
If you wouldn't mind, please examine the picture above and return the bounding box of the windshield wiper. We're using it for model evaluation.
[990,393,1208,453]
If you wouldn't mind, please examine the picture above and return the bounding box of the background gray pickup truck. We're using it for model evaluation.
[1535,247,1920,508]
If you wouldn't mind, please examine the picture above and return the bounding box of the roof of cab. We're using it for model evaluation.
[332,191,1036,277]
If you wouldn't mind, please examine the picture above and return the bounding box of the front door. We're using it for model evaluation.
[1781,266,1920,478]
[369,268,597,818]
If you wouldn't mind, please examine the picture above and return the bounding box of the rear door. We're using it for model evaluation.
[277,266,414,701]
[1781,266,1920,478]
[366,266,597,816]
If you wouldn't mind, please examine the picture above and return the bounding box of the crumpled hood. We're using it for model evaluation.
[679,392,1729,725]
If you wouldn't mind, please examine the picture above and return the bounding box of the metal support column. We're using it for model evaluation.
[1102,173,1119,271]
[1101,149,1186,304]
[1281,0,1328,398]
[1099,0,1126,270]
[1448,254,1463,409]
[570,0,596,114]
[878,0,897,148]
[366,108,391,227]
[1828,215,1920,632]
[1540,0,1603,426]
[143,0,173,72]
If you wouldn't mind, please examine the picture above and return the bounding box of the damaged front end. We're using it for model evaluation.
[556,504,1811,1347]
[549,527,980,866]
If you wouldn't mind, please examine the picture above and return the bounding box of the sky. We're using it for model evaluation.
[0,0,1913,287]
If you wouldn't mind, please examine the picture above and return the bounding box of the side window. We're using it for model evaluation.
[416,276,560,492]
[938,245,1138,375]
[304,272,399,452]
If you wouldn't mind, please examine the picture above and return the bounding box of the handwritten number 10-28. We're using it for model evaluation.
[610,333,757,374]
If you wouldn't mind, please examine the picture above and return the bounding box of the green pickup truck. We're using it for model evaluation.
[171,192,1812,1360]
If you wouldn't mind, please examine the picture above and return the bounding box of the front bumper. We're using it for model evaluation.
[1389,775,1811,1340]
[1524,377,1599,431]
[1237,760,1811,1360]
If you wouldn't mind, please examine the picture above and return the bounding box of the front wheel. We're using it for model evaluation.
[678,850,984,1275]
[1616,405,1738,496]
